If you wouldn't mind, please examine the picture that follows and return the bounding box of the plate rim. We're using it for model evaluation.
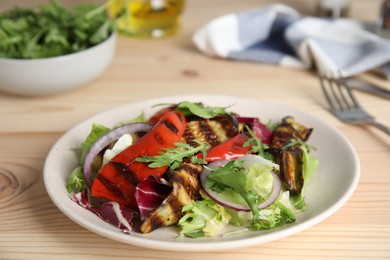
[43,94,360,252]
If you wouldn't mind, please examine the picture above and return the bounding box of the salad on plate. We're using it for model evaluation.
[67,101,318,238]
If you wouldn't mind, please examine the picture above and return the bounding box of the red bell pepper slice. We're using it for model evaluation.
[205,133,251,162]
[91,111,186,209]
[148,105,177,124]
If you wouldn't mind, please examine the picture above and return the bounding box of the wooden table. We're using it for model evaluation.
[1,0,389,259]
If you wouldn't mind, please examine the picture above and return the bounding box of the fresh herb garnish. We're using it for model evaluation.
[135,141,210,170]
[283,138,317,153]
[266,120,278,132]
[243,126,273,160]
[176,101,231,118]
[0,0,115,59]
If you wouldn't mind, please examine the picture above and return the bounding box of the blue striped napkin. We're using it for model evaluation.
[193,4,390,79]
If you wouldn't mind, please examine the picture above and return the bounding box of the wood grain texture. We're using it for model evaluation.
[0,0,389,259]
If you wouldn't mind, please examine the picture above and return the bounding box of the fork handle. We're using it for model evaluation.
[368,121,390,135]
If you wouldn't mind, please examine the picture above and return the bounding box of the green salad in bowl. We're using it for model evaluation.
[0,0,116,96]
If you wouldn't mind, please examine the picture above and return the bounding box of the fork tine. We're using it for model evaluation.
[333,76,355,110]
[319,73,348,111]
[327,75,347,110]
[319,74,338,111]
[320,71,362,112]
[337,74,361,109]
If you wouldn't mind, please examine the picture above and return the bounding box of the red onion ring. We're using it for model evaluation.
[83,122,153,188]
[200,156,281,211]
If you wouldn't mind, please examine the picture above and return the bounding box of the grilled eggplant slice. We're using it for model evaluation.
[282,116,312,141]
[140,163,202,233]
[271,116,312,148]
[181,114,238,148]
[271,145,304,195]
[270,116,312,194]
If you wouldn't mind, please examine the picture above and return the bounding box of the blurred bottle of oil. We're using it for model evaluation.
[380,0,390,30]
[108,0,185,39]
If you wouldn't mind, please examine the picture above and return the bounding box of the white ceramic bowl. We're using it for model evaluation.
[0,33,116,96]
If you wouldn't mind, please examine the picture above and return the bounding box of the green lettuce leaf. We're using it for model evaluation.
[290,144,319,211]
[66,123,109,193]
[251,191,296,230]
[205,158,298,231]
[245,164,274,199]
[302,145,319,193]
[206,160,261,222]
[178,199,230,238]
[80,123,110,163]
[66,166,87,193]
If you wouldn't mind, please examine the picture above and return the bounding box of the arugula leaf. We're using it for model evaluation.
[176,101,231,118]
[283,138,317,153]
[243,126,273,160]
[266,120,278,132]
[0,0,114,59]
[135,141,210,170]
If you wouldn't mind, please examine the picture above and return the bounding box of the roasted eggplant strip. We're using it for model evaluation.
[282,116,312,141]
[271,116,313,148]
[271,145,304,195]
[181,114,238,148]
[270,116,312,194]
[140,163,202,233]
[166,163,202,200]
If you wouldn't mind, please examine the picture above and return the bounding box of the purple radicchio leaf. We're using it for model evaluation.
[71,190,138,234]
[252,118,272,145]
[135,176,172,219]
[237,117,272,144]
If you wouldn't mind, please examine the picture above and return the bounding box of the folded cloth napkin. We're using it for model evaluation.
[193,4,390,79]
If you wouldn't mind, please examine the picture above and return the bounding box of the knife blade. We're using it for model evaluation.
[346,78,390,100]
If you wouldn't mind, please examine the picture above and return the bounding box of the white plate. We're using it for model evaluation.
[43,95,360,252]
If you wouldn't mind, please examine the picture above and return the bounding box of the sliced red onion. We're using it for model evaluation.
[83,122,153,188]
[200,155,281,211]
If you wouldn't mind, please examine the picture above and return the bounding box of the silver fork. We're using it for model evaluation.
[318,73,390,135]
